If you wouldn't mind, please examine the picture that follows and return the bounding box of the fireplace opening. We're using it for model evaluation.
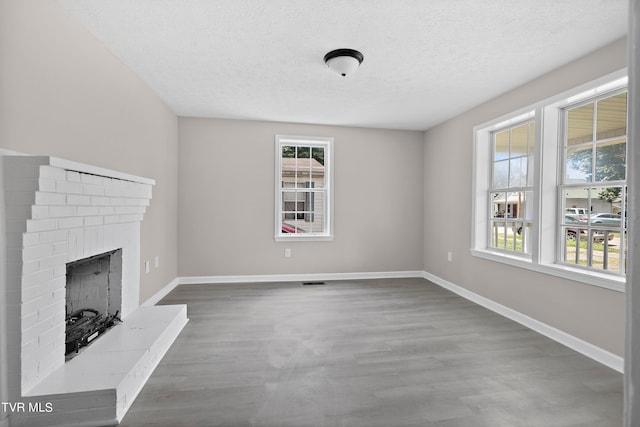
[65,249,123,359]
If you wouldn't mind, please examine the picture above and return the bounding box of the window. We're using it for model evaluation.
[472,71,628,290]
[560,91,628,274]
[489,120,535,256]
[275,135,333,241]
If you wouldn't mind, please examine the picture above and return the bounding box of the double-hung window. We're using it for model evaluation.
[275,135,333,241]
[560,90,628,273]
[472,71,628,290]
[489,120,535,256]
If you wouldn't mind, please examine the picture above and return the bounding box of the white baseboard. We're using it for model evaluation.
[141,278,180,307]
[422,271,624,373]
[178,270,425,285]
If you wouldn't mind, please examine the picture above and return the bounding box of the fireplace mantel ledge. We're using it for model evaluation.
[45,156,155,185]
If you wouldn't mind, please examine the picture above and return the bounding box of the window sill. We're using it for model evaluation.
[470,249,625,292]
[274,234,334,242]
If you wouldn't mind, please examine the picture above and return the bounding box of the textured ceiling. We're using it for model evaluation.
[57,0,628,131]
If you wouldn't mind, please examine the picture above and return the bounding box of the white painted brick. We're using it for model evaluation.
[39,229,68,244]
[35,191,66,206]
[26,219,58,233]
[22,268,54,288]
[115,206,146,215]
[66,170,81,182]
[31,205,50,219]
[119,214,144,223]
[52,288,66,305]
[125,197,150,207]
[81,173,103,185]
[21,260,40,275]
[67,194,91,205]
[56,180,83,194]
[22,282,44,303]
[22,232,40,247]
[38,178,57,192]
[53,241,68,255]
[49,205,76,218]
[105,186,124,197]
[39,253,67,270]
[23,244,53,262]
[83,226,104,253]
[99,206,116,215]
[68,228,84,259]
[22,338,38,359]
[58,217,83,229]
[92,196,111,206]
[39,165,67,180]
[84,216,104,226]
[38,303,64,327]
[77,206,100,216]
[83,183,105,196]
[53,265,66,278]
[110,197,126,206]
[104,215,122,224]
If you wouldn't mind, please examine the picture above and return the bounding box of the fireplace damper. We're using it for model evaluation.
[65,249,122,358]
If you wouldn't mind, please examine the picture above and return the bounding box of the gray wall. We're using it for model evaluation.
[0,0,179,304]
[178,118,424,277]
[423,37,627,356]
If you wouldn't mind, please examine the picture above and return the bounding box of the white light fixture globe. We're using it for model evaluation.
[324,48,364,77]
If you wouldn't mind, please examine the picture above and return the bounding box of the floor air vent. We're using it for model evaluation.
[302,281,326,286]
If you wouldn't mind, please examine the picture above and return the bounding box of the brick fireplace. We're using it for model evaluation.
[3,155,187,427]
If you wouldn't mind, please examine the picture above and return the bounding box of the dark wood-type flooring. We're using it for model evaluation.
[119,278,622,427]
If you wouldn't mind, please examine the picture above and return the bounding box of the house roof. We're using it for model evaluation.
[281,158,325,175]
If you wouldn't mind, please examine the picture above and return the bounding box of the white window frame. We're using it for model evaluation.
[274,134,334,242]
[471,70,628,292]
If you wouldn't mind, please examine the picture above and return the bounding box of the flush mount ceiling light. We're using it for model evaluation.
[323,48,364,77]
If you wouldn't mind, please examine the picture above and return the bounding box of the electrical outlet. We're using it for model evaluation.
[447,252,452,262]
[285,248,292,258]
[144,260,150,273]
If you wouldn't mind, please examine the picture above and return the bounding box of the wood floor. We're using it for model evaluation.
[119,278,622,427]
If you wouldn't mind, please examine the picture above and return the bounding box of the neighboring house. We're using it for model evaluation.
[281,157,325,230]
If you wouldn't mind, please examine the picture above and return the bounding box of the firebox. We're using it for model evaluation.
[65,249,123,358]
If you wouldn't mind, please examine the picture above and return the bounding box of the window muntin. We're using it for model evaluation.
[275,135,333,241]
[560,91,628,275]
[489,120,535,256]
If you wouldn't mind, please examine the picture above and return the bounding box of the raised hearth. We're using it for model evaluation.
[3,155,187,427]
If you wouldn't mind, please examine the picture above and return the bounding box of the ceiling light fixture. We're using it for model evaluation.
[323,48,364,77]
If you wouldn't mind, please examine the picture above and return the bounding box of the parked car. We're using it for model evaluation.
[281,224,297,233]
[565,208,589,222]
[565,215,613,242]
[590,213,622,226]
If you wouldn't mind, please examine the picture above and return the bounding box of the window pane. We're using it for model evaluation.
[509,157,526,187]
[494,130,510,161]
[597,92,627,140]
[492,160,509,188]
[595,138,626,181]
[528,122,535,156]
[511,124,528,156]
[590,230,620,272]
[567,103,594,146]
[590,186,623,224]
[566,145,592,183]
